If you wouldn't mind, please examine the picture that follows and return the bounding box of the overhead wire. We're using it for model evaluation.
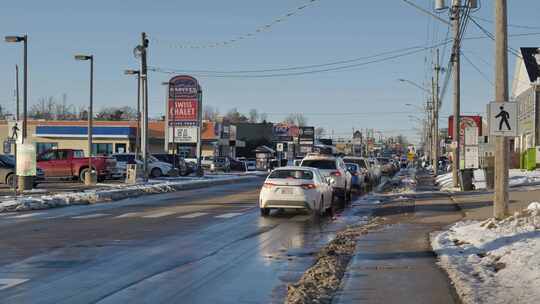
[150,40,452,78]
[461,50,494,87]
[150,0,321,49]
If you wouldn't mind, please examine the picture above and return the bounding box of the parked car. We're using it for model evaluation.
[111,153,173,178]
[343,156,371,185]
[300,153,352,203]
[152,153,189,176]
[228,157,247,172]
[213,156,231,172]
[345,163,365,191]
[0,155,44,187]
[37,149,116,182]
[259,166,333,216]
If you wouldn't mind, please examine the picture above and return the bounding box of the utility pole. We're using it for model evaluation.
[494,0,509,219]
[432,49,441,174]
[139,32,149,181]
[451,2,461,188]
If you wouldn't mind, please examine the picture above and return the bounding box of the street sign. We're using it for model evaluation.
[8,121,22,144]
[169,126,198,143]
[464,146,479,169]
[489,102,518,137]
[520,47,540,83]
[276,143,284,152]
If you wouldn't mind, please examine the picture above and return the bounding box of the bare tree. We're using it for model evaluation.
[95,106,137,121]
[248,109,259,123]
[315,127,326,139]
[203,105,219,121]
[225,108,248,124]
[284,113,308,126]
[259,112,268,123]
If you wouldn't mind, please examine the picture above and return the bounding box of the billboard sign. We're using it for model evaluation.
[167,75,200,127]
[273,123,293,142]
[299,126,315,145]
[448,115,483,139]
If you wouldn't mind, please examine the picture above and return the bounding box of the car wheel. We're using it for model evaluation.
[260,208,270,217]
[6,174,15,188]
[79,168,90,183]
[151,168,162,178]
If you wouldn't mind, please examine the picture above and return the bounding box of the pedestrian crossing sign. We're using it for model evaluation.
[489,102,517,137]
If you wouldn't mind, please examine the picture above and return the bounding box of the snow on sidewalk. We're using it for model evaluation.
[0,175,256,213]
[436,169,540,191]
[431,203,540,304]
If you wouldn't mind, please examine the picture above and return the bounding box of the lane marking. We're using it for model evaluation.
[142,211,177,218]
[178,212,208,219]
[72,213,110,219]
[8,213,45,219]
[215,212,243,219]
[0,278,29,291]
[114,212,141,219]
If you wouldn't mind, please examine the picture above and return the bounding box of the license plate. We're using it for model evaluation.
[280,188,294,195]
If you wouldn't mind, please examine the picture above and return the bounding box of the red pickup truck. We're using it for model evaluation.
[37,149,117,182]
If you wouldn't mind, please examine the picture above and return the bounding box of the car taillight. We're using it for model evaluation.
[301,184,317,190]
[263,182,276,189]
[330,171,341,177]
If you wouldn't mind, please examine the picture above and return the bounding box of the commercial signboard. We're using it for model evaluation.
[448,115,483,139]
[273,123,293,142]
[166,75,201,144]
[169,126,198,143]
[167,75,200,127]
[299,126,315,145]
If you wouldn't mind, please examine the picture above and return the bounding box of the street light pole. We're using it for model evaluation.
[125,70,141,158]
[75,54,96,185]
[432,49,441,174]
[494,0,509,219]
[5,34,32,191]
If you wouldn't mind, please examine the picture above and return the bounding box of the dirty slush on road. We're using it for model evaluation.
[285,169,416,304]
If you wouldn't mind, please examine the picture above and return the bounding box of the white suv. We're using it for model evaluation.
[300,153,352,203]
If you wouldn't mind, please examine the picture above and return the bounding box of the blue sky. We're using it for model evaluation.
[1,0,539,143]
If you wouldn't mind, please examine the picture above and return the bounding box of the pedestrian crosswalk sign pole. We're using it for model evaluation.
[489,102,517,137]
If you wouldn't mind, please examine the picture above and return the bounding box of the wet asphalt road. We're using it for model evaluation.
[0,178,372,304]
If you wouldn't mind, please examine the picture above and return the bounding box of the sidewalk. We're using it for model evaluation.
[334,170,540,303]
[334,172,463,304]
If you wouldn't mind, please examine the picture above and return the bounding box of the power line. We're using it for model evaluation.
[469,17,522,58]
[150,44,429,74]
[461,50,494,87]
[150,0,321,49]
[150,41,451,78]
[474,16,540,30]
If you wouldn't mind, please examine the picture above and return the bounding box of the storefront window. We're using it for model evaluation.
[92,143,113,155]
[36,142,58,154]
[115,143,127,154]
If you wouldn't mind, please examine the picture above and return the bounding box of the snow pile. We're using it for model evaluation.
[436,172,455,191]
[0,175,255,213]
[431,203,540,304]
[473,169,540,190]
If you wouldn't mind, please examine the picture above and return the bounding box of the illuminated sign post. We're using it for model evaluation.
[165,75,203,174]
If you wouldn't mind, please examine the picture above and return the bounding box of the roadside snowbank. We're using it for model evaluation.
[431,203,540,304]
[436,169,540,191]
[0,175,256,213]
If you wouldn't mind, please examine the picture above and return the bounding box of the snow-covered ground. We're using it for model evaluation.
[0,175,257,213]
[436,169,540,191]
[431,203,540,304]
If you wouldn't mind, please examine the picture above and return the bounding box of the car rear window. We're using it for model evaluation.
[344,158,367,169]
[301,159,336,170]
[268,170,314,180]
